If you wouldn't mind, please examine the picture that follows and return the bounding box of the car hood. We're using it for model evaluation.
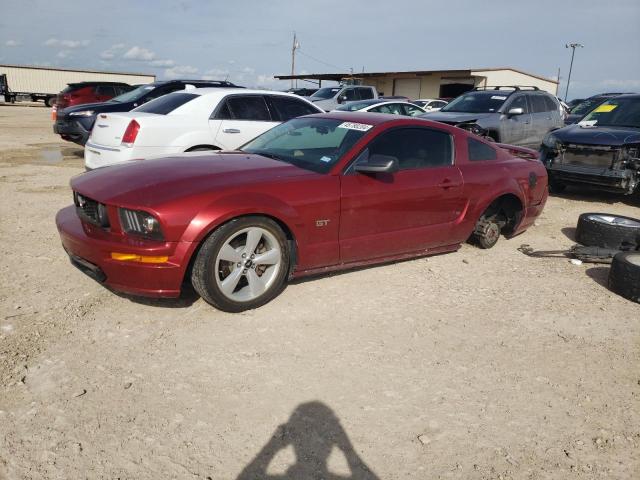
[564,113,582,125]
[553,124,640,147]
[419,111,494,123]
[71,152,318,207]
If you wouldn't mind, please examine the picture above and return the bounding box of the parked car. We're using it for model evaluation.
[413,99,448,112]
[380,95,411,102]
[84,89,323,170]
[54,79,240,146]
[286,87,318,97]
[57,112,548,312]
[307,85,378,111]
[335,99,425,116]
[567,98,585,109]
[55,82,134,110]
[564,93,631,125]
[421,86,564,148]
[540,94,640,194]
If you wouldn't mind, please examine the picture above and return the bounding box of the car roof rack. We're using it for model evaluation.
[473,86,540,91]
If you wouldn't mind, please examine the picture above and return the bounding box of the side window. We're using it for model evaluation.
[343,88,358,101]
[357,87,374,100]
[268,96,319,121]
[214,100,233,120]
[543,95,559,112]
[530,95,548,113]
[226,95,271,121]
[402,104,424,116]
[144,86,179,102]
[508,95,529,113]
[432,101,447,109]
[95,85,115,96]
[467,138,497,161]
[366,128,453,170]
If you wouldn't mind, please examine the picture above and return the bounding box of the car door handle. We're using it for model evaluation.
[223,128,241,133]
[437,179,461,189]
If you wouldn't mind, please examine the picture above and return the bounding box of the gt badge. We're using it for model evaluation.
[315,219,330,227]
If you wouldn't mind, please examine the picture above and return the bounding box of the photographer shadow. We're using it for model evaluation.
[236,401,380,480]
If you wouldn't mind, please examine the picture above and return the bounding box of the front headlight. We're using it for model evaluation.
[69,110,95,117]
[118,208,163,240]
[542,132,560,149]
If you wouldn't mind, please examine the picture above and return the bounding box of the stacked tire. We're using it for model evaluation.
[574,213,640,303]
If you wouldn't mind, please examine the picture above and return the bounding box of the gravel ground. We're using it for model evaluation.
[0,105,638,479]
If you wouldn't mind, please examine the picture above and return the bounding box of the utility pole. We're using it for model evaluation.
[556,67,561,96]
[291,32,300,89]
[564,43,583,101]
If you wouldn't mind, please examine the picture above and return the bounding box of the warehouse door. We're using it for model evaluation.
[393,78,420,99]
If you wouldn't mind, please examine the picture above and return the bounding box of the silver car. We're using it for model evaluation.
[421,87,564,148]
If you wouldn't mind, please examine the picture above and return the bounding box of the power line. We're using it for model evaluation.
[296,49,349,72]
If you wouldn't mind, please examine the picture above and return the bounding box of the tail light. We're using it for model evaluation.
[121,120,140,147]
[51,105,57,121]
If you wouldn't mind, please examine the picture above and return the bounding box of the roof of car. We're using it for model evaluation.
[67,81,130,87]
[189,88,308,99]
[151,79,240,87]
[311,110,430,126]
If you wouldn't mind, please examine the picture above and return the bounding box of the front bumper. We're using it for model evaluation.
[56,205,192,297]
[53,118,91,145]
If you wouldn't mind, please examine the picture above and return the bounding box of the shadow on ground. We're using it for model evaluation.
[236,401,380,480]
[585,266,610,288]
[551,186,640,208]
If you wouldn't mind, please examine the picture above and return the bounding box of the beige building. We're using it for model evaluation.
[276,67,558,99]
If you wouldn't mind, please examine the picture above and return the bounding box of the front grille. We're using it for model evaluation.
[73,192,109,228]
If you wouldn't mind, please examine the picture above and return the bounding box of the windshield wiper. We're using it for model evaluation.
[244,150,288,163]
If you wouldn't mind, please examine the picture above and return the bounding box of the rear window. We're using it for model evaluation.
[467,138,497,161]
[134,92,199,115]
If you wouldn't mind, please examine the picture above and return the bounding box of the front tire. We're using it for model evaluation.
[191,216,290,312]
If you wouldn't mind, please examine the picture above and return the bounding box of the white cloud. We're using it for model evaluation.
[44,38,89,48]
[5,40,21,47]
[57,50,70,59]
[149,59,175,67]
[123,46,156,61]
[164,65,198,79]
[111,43,126,50]
[100,50,115,60]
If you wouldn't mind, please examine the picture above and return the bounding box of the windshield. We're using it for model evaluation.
[310,87,341,100]
[110,84,155,103]
[441,92,509,113]
[241,117,370,173]
[570,97,610,116]
[580,97,640,128]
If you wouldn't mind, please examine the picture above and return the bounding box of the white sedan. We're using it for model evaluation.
[413,99,448,112]
[334,99,426,116]
[84,89,323,169]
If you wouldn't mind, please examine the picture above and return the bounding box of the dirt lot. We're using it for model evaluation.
[0,104,638,479]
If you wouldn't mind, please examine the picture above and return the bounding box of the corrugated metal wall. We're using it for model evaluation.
[0,65,155,95]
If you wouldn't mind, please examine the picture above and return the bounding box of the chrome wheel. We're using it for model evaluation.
[587,214,640,228]
[214,227,282,302]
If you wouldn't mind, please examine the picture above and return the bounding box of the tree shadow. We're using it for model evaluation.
[585,266,610,288]
[236,401,380,480]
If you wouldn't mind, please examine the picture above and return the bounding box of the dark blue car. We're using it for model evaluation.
[540,94,640,194]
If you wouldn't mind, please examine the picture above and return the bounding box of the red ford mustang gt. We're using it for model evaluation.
[56,112,548,312]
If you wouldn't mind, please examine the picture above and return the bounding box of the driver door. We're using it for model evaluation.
[339,127,465,263]
[502,94,531,146]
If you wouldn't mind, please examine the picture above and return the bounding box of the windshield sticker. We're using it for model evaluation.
[578,120,598,128]
[491,95,507,100]
[594,104,617,113]
[338,122,373,132]
[320,156,332,163]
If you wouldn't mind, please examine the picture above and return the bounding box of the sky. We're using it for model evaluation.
[1,0,639,100]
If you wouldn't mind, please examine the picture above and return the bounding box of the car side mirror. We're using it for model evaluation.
[508,107,524,116]
[354,154,399,174]
[337,95,347,104]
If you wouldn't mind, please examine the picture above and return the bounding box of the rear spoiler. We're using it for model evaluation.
[496,143,539,161]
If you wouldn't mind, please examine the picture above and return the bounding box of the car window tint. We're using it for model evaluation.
[403,104,424,116]
[432,101,447,108]
[543,96,558,111]
[135,92,199,115]
[95,85,115,96]
[214,100,233,120]
[343,89,358,101]
[227,96,271,121]
[358,88,374,100]
[367,128,453,170]
[269,96,318,121]
[144,85,181,102]
[467,137,497,161]
[530,95,548,113]
[509,95,529,113]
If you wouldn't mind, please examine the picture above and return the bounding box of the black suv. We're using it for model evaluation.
[564,93,631,125]
[54,79,242,145]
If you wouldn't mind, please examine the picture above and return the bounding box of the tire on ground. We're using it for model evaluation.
[191,216,290,312]
[608,252,640,303]
[575,213,640,250]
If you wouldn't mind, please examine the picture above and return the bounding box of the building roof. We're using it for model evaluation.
[275,67,558,85]
[0,63,155,78]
